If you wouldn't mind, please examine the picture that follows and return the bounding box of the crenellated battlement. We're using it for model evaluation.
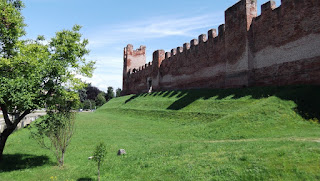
[190,39,198,47]
[261,0,276,13]
[122,0,320,95]
[198,34,207,44]
[183,43,190,51]
[208,29,217,39]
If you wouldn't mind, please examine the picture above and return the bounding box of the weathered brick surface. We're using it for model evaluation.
[252,56,320,86]
[122,0,320,95]
[122,45,147,95]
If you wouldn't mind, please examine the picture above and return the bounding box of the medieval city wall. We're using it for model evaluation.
[250,0,320,86]
[122,0,320,95]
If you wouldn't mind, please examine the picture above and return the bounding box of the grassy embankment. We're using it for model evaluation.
[1,86,320,180]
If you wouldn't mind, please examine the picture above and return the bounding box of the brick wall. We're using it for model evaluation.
[122,0,320,95]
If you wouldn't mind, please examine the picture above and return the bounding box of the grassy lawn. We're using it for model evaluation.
[1,86,320,180]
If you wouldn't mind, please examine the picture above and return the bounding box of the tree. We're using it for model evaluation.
[116,88,122,97]
[30,102,76,167]
[95,92,106,107]
[93,142,107,181]
[0,0,25,59]
[86,84,101,100]
[78,88,87,103]
[83,99,96,110]
[0,0,95,160]
[106,86,114,101]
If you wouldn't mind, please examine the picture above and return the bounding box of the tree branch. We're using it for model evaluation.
[13,109,31,127]
[0,104,13,127]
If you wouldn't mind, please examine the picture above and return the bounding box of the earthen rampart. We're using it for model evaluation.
[122,0,320,95]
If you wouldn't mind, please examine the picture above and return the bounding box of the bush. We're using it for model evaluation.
[96,92,106,107]
[93,142,107,181]
[83,100,96,110]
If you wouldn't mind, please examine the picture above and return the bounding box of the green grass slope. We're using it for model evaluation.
[100,86,320,140]
[1,86,320,180]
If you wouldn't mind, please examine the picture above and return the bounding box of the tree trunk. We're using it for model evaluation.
[0,127,15,161]
[98,163,100,181]
[59,151,65,167]
[0,134,8,161]
[0,105,30,161]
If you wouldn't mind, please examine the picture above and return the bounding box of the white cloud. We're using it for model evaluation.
[87,12,224,49]
[79,56,123,92]
[84,12,225,92]
[79,73,122,92]
[90,56,122,72]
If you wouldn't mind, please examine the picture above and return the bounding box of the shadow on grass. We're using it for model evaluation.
[77,178,93,181]
[125,94,139,104]
[0,154,51,172]
[124,85,320,121]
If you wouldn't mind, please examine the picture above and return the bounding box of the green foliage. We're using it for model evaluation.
[0,1,37,114]
[0,0,95,163]
[30,108,76,167]
[95,92,106,107]
[106,86,114,101]
[93,142,107,165]
[0,0,94,158]
[0,0,25,58]
[0,42,46,112]
[0,23,95,115]
[79,84,114,107]
[78,88,87,103]
[83,99,96,110]
[85,84,101,100]
[93,142,107,181]
[1,86,320,180]
[49,25,95,80]
[115,88,122,97]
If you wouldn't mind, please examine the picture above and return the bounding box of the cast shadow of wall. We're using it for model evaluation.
[167,85,320,121]
[77,178,93,181]
[125,85,320,121]
[0,153,51,172]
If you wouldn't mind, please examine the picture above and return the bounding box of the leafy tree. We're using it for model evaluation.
[95,92,106,107]
[0,0,95,160]
[106,86,115,101]
[83,99,96,110]
[78,88,87,103]
[30,102,76,167]
[86,84,101,100]
[93,142,107,181]
[0,0,25,58]
[116,88,122,97]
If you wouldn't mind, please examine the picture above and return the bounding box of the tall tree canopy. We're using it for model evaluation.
[116,88,122,97]
[0,0,95,160]
[106,86,114,101]
[0,0,25,58]
[95,92,106,107]
[85,84,101,100]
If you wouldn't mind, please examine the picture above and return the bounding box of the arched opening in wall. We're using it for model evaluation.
[147,77,152,93]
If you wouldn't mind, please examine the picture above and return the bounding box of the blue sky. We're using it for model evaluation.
[22,0,281,92]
